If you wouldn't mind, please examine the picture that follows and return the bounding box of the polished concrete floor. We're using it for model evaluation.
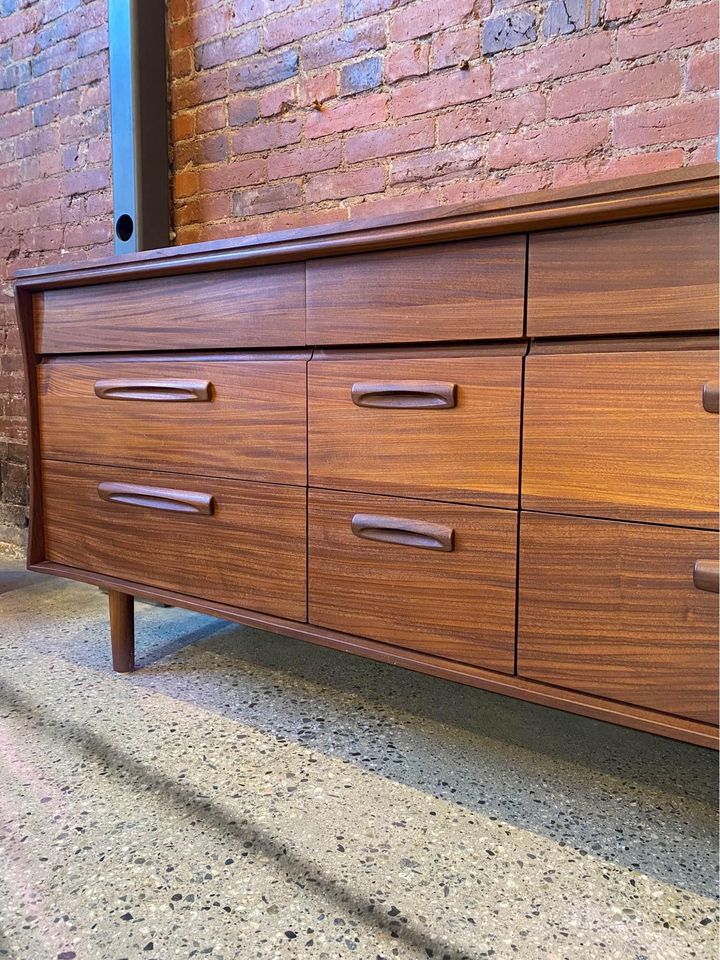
[0,554,717,960]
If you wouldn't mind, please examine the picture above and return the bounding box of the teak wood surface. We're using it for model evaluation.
[13,166,720,748]
[522,348,719,528]
[518,512,720,723]
[308,353,523,508]
[38,356,308,486]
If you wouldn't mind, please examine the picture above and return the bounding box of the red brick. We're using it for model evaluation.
[385,42,429,83]
[613,97,718,148]
[302,18,386,70]
[268,141,342,179]
[306,91,387,137]
[549,61,682,119]
[228,95,259,126]
[430,24,480,69]
[390,141,485,184]
[438,91,545,143]
[441,170,547,204]
[232,180,303,216]
[173,71,229,110]
[686,50,719,93]
[258,81,297,117]
[690,140,719,163]
[346,189,435,219]
[199,156,265,192]
[493,32,611,92]
[389,0,475,43]
[345,118,435,162]
[231,117,302,154]
[63,220,113,247]
[299,70,339,107]
[171,47,193,80]
[393,63,491,118]
[265,0,341,50]
[173,112,196,141]
[552,148,685,186]
[605,0,664,21]
[617,3,718,61]
[174,169,199,198]
[232,0,270,27]
[488,117,609,169]
[197,101,227,134]
[306,165,386,202]
[62,168,110,195]
[195,30,261,71]
[175,132,228,167]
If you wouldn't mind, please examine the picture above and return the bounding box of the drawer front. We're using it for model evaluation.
[42,461,306,620]
[306,236,526,345]
[34,264,305,354]
[309,490,517,672]
[527,212,719,337]
[522,349,719,527]
[309,355,522,507]
[39,356,307,486]
[518,513,719,723]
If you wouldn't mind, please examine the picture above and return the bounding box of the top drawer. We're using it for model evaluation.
[306,236,526,345]
[527,212,719,337]
[33,263,305,354]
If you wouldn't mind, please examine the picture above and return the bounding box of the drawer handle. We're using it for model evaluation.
[98,482,214,515]
[351,513,454,552]
[693,560,719,594]
[94,379,212,402]
[351,381,457,409]
[702,381,719,414]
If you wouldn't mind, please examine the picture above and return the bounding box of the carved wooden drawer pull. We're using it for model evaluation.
[351,513,455,552]
[351,381,457,409]
[98,481,214,515]
[94,379,212,402]
[693,560,719,594]
[702,381,719,414]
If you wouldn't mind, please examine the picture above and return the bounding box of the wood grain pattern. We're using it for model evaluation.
[30,558,719,748]
[109,590,134,673]
[306,236,525,344]
[34,263,305,354]
[38,357,307,485]
[528,212,719,336]
[522,349,719,527]
[309,489,517,673]
[518,512,720,723]
[309,355,523,507]
[42,460,307,620]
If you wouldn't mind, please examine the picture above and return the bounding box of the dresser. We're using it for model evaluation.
[15,166,719,748]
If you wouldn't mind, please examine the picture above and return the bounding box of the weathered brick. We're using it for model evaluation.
[174,71,229,109]
[393,63,491,118]
[195,30,261,71]
[232,180,302,216]
[265,0,341,50]
[549,61,682,119]
[389,0,475,43]
[483,10,537,54]
[60,50,107,91]
[231,117,302,154]
[617,4,718,60]
[686,50,719,93]
[229,50,299,90]
[302,19,386,70]
[268,141,342,179]
[306,165,385,202]
[488,117,609,168]
[343,0,394,20]
[197,101,227,134]
[543,0,599,38]
[493,31,611,91]
[346,117,435,162]
[175,132,228,167]
[605,0,664,20]
[199,156,265,192]
[228,95,259,126]
[306,91,386,137]
[613,97,718,147]
[76,25,107,58]
[259,80,297,116]
[431,25,480,69]
[340,56,382,95]
[299,69,339,106]
[385,42,429,83]
[552,148,685,186]
[438,91,546,143]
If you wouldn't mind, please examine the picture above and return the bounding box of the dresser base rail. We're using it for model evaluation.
[30,561,719,750]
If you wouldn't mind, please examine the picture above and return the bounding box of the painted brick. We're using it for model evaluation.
[613,97,718,147]
[437,91,546,143]
[549,61,682,119]
[306,164,386,201]
[306,91,387,137]
[345,118,435,162]
[493,31,612,91]
[483,11,537,55]
[385,42,429,83]
[339,56,382,95]
[229,50,299,91]
[488,117,609,168]
[617,4,718,60]
[389,0,475,44]
[393,64,491,118]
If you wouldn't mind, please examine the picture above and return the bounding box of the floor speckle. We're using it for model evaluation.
[0,555,717,959]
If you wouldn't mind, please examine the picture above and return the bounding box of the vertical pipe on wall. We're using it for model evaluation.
[108,0,170,254]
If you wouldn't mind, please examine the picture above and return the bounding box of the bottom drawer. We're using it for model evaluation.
[309,489,517,673]
[518,512,719,723]
[42,460,307,621]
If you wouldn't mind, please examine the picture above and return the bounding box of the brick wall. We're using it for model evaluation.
[0,0,717,550]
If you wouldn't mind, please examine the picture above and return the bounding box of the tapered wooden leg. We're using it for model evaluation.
[109,590,135,673]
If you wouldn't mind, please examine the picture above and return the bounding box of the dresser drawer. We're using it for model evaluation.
[522,348,719,527]
[527,212,719,337]
[33,263,305,354]
[42,461,306,620]
[306,236,526,345]
[38,355,307,486]
[308,352,522,507]
[518,513,719,723]
[309,490,517,672]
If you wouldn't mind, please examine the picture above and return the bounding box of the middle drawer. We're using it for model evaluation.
[38,353,308,486]
[308,352,523,507]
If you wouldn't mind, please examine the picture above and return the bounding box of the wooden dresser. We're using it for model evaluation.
[14,166,720,748]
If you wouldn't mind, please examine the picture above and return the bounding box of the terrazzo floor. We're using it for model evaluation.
[0,554,717,960]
